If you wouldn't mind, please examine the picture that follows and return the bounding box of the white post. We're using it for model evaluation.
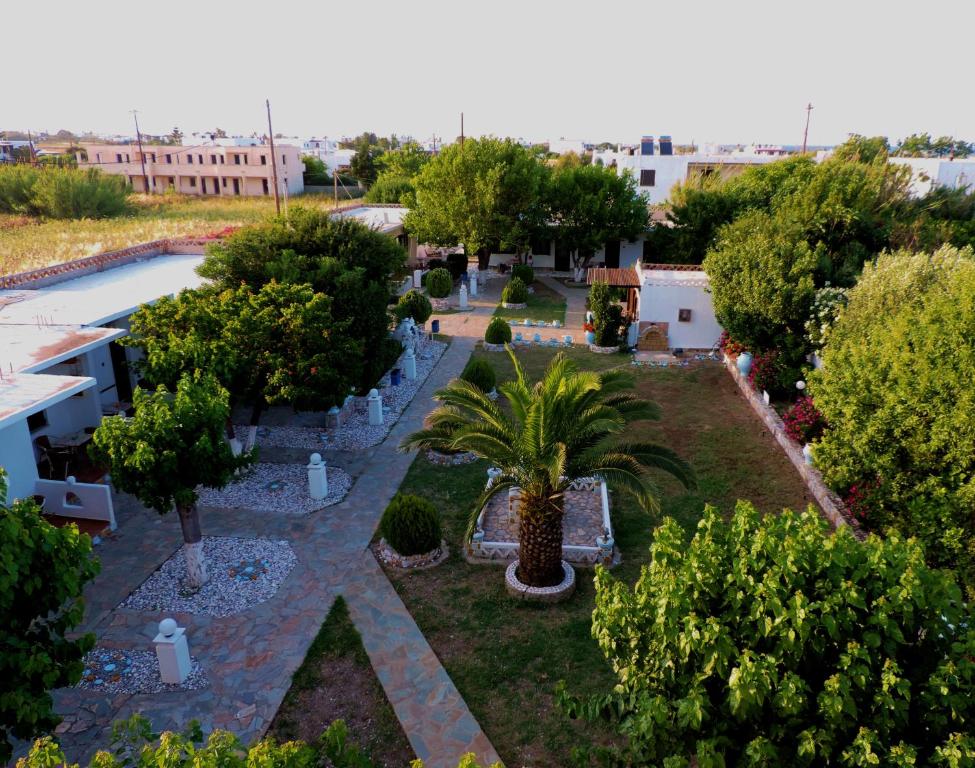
[403,348,417,380]
[413,269,423,289]
[367,388,384,426]
[469,270,478,296]
[307,452,328,500]
[459,284,469,310]
[154,618,191,684]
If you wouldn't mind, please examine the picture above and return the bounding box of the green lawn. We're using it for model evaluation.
[383,347,818,767]
[493,281,567,324]
[268,596,413,766]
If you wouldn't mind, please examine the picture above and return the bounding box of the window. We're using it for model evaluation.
[282,154,287,165]
[165,153,172,163]
[219,155,225,164]
[125,153,130,162]
[150,153,156,162]
[640,169,656,187]
[678,308,692,322]
[96,153,101,162]
[234,154,241,165]
[210,155,217,164]
[187,154,193,164]
[189,177,196,187]
[260,155,267,165]
[198,154,203,164]
[221,177,227,187]
[27,410,48,432]
[116,153,123,163]
[243,155,248,164]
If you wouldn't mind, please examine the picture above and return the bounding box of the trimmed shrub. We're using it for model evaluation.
[460,358,496,393]
[426,267,452,298]
[395,289,432,324]
[379,494,442,556]
[501,276,528,304]
[511,263,534,284]
[484,316,512,344]
[446,252,469,281]
[0,166,130,219]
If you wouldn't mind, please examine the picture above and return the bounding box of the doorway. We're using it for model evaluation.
[108,341,133,403]
[554,241,571,271]
[604,240,621,269]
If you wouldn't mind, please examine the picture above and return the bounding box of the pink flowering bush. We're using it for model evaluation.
[782,395,826,443]
[718,330,745,356]
[746,349,780,393]
[843,478,883,524]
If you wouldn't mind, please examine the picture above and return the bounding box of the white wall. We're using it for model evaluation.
[0,420,39,502]
[640,282,722,349]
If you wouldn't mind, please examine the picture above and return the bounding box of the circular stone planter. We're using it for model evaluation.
[426,448,478,466]
[588,344,620,354]
[376,539,449,570]
[501,301,527,309]
[505,559,576,603]
[482,342,507,352]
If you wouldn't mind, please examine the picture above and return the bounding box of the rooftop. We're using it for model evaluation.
[0,373,94,430]
[333,205,406,234]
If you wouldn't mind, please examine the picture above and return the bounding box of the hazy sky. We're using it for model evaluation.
[5,0,973,147]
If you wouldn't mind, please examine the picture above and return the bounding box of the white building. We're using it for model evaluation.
[888,157,975,197]
[548,138,588,156]
[299,138,356,175]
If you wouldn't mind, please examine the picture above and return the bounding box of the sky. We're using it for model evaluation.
[5,0,973,147]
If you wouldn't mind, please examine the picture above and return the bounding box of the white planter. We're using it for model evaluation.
[589,344,619,354]
[803,443,814,466]
[501,301,527,309]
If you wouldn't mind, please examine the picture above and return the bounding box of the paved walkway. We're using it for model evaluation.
[537,274,589,334]
[52,326,502,768]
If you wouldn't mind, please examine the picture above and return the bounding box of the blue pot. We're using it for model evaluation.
[390,368,402,386]
[736,352,753,376]
[585,331,596,345]
[430,319,440,334]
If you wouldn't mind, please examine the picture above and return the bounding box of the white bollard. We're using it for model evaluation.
[403,348,417,380]
[413,269,423,289]
[459,284,469,310]
[307,453,328,500]
[367,388,384,426]
[154,618,191,684]
[469,270,478,296]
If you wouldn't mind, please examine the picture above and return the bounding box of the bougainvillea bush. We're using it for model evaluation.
[812,245,975,595]
[718,330,745,357]
[560,502,975,767]
[782,395,826,444]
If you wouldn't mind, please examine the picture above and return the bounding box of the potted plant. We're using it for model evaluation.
[583,321,596,346]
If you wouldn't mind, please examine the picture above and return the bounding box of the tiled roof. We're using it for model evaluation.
[587,267,641,288]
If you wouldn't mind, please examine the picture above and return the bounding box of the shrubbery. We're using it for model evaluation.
[511,263,534,284]
[379,494,442,556]
[812,245,975,594]
[364,174,413,204]
[394,289,432,324]
[588,280,625,347]
[781,395,826,444]
[501,276,528,304]
[425,267,453,298]
[484,316,512,344]
[446,252,469,281]
[460,358,496,393]
[0,166,131,219]
[562,501,975,766]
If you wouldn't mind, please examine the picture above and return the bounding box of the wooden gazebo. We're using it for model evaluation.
[586,266,641,319]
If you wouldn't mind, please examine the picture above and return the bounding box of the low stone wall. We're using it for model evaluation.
[723,357,860,535]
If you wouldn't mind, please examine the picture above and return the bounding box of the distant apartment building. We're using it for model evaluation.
[76,143,304,196]
[594,136,788,205]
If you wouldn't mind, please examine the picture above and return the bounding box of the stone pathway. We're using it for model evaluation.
[50,327,503,768]
[536,274,589,334]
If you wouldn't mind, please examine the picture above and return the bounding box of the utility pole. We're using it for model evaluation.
[801,103,814,155]
[460,112,464,147]
[26,129,37,165]
[333,159,338,205]
[132,110,150,194]
[266,99,281,215]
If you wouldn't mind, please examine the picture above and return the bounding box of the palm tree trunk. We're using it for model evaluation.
[177,502,208,590]
[517,493,565,587]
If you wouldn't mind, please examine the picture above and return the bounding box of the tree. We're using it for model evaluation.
[364,174,414,205]
[562,502,975,767]
[812,245,975,595]
[89,372,251,589]
[894,132,973,158]
[832,134,890,164]
[302,156,330,186]
[169,126,183,145]
[545,163,648,280]
[0,468,100,763]
[402,351,693,587]
[349,139,383,187]
[198,207,406,391]
[404,137,549,270]
[376,141,429,179]
[212,127,227,138]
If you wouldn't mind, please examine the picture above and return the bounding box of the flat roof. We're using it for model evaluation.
[0,253,206,327]
[643,268,710,289]
[0,373,95,430]
[2,325,125,374]
[334,206,406,234]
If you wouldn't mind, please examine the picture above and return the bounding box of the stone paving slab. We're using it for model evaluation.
[481,487,603,547]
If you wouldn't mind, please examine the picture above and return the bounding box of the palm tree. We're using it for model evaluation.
[402,350,695,588]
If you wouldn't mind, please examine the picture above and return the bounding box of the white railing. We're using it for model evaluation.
[34,477,116,531]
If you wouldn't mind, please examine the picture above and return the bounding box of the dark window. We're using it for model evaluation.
[210,154,217,164]
[189,176,196,187]
[27,410,47,432]
[642,239,654,262]
[262,178,269,194]
[640,169,656,187]
[220,155,225,164]
[678,308,692,322]
[243,155,248,164]
[234,154,241,165]
[282,154,286,165]
[604,240,621,269]
[198,154,203,164]
[529,235,550,256]
[96,153,102,162]
[150,153,156,162]
[116,153,123,163]
[187,154,193,164]
[165,153,171,163]
[260,155,267,165]
[222,177,227,187]
[233,178,240,194]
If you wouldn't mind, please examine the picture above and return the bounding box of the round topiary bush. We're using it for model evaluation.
[484,316,512,344]
[446,252,469,281]
[502,276,528,304]
[394,289,432,324]
[426,267,453,299]
[460,358,496,393]
[511,263,534,285]
[379,494,442,556]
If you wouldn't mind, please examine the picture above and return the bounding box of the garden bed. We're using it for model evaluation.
[493,282,567,325]
[197,462,352,514]
[75,648,208,694]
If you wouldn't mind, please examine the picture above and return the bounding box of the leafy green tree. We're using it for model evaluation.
[349,138,383,187]
[402,351,693,587]
[302,156,330,186]
[832,134,890,164]
[561,502,975,767]
[812,245,975,594]
[405,137,549,269]
[364,174,414,204]
[198,207,406,391]
[0,468,99,763]
[169,126,183,145]
[545,163,648,280]
[376,141,429,179]
[90,372,251,590]
[894,132,973,158]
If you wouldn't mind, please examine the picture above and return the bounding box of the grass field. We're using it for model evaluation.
[0,192,349,276]
[493,281,567,325]
[382,347,818,766]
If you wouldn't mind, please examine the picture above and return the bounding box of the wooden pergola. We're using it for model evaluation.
[587,266,641,319]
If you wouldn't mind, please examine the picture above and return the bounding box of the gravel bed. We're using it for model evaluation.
[197,462,351,514]
[76,648,208,694]
[244,340,447,452]
[121,536,297,617]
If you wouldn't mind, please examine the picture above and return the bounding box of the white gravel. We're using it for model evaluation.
[76,648,208,694]
[121,536,297,617]
[245,340,447,452]
[197,462,352,514]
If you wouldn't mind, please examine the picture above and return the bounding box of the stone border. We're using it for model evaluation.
[723,357,862,536]
[425,449,479,466]
[588,344,620,354]
[482,342,508,352]
[501,301,527,309]
[505,560,576,603]
[376,539,449,570]
[430,297,451,311]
